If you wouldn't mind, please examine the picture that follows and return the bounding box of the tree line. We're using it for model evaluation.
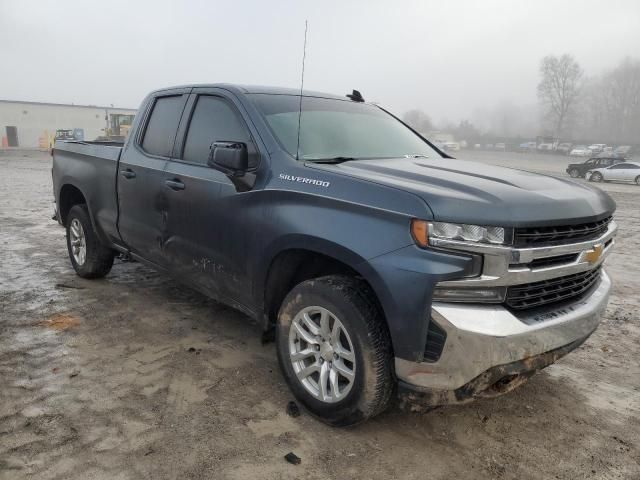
[404,55,640,145]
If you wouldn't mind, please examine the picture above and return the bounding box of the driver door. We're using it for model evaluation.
[162,90,263,307]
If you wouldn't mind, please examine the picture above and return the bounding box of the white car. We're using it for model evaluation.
[537,143,554,152]
[570,145,592,157]
[587,161,640,185]
[443,142,460,151]
[588,144,607,154]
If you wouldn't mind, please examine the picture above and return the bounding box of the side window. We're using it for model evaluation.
[586,159,596,165]
[141,95,185,157]
[183,95,257,167]
[610,164,628,169]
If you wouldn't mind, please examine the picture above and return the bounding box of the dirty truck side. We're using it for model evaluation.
[52,84,617,426]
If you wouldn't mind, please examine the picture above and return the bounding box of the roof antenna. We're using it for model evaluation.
[347,90,365,102]
[295,20,308,161]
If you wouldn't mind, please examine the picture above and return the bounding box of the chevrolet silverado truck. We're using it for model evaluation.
[52,84,617,426]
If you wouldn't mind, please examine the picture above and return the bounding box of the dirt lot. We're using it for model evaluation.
[1,150,638,480]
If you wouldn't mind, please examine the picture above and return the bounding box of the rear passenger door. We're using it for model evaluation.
[162,89,262,307]
[117,89,189,266]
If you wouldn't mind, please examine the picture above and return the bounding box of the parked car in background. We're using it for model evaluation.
[494,142,506,151]
[474,143,482,149]
[567,156,625,178]
[587,161,640,185]
[518,142,537,152]
[556,143,573,155]
[588,144,607,154]
[570,145,592,157]
[537,142,554,152]
[443,142,460,151]
[614,145,632,156]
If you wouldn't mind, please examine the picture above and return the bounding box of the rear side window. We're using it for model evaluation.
[182,95,256,167]
[141,95,185,157]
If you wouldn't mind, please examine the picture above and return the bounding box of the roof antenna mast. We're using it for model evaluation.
[295,20,308,161]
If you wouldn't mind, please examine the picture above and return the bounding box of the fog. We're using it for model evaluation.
[1,0,639,127]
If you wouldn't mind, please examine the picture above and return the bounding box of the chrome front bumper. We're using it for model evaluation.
[396,269,611,392]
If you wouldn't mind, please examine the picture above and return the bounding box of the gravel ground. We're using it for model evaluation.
[0,150,638,480]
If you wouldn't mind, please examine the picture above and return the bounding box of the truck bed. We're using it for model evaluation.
[52,140,124,247]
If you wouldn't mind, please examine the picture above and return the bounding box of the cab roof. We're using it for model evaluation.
[151,84,352,101]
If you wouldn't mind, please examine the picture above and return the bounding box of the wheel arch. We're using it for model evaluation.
[58,183,89,225]
[258,236,388,337]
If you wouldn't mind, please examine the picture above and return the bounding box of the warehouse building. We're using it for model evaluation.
[0,99,136,149]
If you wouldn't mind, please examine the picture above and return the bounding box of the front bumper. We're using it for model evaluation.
[395,269,611,403]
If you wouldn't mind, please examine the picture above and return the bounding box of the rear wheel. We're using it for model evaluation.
[276,275,393,426]
[569,168,580,178]
[590,172,603,182]
[635,176,640,186]
[66,204,115,278]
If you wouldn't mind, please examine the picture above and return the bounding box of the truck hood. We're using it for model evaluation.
[310,157,615,227]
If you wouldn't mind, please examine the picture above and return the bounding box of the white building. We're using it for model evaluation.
[0,99,136,149]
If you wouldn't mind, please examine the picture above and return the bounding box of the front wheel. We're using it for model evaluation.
[276,275,394,426]
[590,172,603,182]
[569,168,580,178]
[635,176,640,186]
[66,204,115,278]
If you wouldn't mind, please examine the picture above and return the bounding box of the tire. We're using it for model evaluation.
[635,176,640,186]
[66,204,114,278]
[569,169,580,178]
[590,172,603,182]
[276,275,393,426]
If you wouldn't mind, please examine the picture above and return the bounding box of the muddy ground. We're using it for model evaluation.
[0,150,638,480]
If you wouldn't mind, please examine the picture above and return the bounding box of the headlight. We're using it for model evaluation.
[430,222,505,244]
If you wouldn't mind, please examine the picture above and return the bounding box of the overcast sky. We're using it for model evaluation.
[1,0,638,124]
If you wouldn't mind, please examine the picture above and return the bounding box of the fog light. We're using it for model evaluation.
[432,286,506,303]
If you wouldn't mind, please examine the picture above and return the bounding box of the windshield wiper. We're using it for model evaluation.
[305,156,357,164]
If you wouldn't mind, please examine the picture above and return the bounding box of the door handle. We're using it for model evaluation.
[165,179,185,191]
[121,169,136,179]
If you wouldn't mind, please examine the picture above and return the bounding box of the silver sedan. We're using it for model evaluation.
[587,161,640,185]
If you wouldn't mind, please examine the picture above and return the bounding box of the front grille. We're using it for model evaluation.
[505,267,601,310]
[423,319,447,363]
[514,216,612,247]
[528,253,579,269]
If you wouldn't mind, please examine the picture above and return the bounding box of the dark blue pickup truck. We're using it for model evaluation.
[52,84,617,425]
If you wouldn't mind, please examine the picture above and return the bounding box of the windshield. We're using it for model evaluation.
[250,94,441,161]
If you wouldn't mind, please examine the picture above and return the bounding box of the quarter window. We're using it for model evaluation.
[183,95,256,167]
[141,95,186,157]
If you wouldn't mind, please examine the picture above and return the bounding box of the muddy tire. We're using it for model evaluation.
[66,204,114,279]
[590,172,603,182]
[276,275,394,426]
[569,168,580,178]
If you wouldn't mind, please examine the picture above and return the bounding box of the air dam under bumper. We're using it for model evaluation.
[396,270,611,406]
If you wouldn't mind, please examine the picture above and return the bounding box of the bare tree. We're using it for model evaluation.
[578,57,640,143]
[402,109,433,133]
[537,54,583,137]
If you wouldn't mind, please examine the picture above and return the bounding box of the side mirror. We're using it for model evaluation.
[208,141,248,175]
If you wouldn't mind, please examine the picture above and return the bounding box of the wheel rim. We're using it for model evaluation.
[288,306,356,403]
[570,169,579,178]
[69,218,87,265]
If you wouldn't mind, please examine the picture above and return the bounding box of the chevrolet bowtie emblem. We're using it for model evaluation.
[584,244,604,265]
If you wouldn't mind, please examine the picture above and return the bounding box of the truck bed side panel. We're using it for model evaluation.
[52,141,123,247]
